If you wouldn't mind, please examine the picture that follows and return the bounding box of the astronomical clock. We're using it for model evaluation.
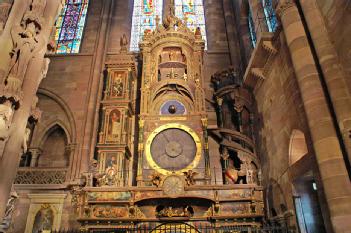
[73,5,264,232]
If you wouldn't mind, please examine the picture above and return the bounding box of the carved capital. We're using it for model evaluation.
[276,0,296,18]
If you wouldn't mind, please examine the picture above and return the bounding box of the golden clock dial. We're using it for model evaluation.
[151,128,196,171]
[145,123,202,175]
[162,175,184,197]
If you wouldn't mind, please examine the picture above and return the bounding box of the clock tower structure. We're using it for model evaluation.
[73,5,264,231]
[136,6,210,187]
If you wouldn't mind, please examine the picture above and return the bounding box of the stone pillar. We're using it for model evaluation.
[299,0,351,167]
[277,1,351,232]
[0,0,63,220]
[78,0,113,180]
[222,0,242,68]
[248,0,269,41]
[29,148,41,167]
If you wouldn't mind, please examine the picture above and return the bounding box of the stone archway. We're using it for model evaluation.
[289,129,308,166]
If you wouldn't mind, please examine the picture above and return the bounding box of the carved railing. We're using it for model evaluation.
[14,167,67,185]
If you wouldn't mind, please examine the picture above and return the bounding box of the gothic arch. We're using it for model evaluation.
[37,88,76,142]
[37,121,71,149]
[289,129,308,166]
[37,123,70,168]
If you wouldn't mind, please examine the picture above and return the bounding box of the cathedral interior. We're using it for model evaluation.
[0,0,351,232]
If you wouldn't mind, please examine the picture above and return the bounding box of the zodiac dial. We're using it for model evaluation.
[145,123,202,175]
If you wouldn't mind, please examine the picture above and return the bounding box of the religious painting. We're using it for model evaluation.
[31,205,54,233]
[107,109,121,142]
[97,151,125,187]
[110,72,125,98]
[92,206,128,218]
[87,192,131,202]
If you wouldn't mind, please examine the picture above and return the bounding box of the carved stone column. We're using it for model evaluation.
[0,0,63,220]
[29,148,41,167]
[299,0,351,168]
[222,0,242,68]
[277,1,351,232]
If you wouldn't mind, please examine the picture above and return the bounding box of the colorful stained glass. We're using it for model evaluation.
[174,0,207,49]
[130,0,163,51]
[54,0,89,54]
[261,0,278,32]
[248,10,257,48]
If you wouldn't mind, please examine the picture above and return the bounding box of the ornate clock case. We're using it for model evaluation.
[74,7,264,231]
[137,12,209,185]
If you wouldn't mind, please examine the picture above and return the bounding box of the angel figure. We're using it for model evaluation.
[149,172,163,187]
[183,170,198,186]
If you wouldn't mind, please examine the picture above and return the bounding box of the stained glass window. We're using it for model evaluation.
[248,10,257,48]
[174,0,207,49]
[54,0,89,54]
[261,0,278,32]
[130,0,163,51]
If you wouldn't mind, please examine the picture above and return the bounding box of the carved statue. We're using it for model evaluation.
[150,172,163,187]
[183,170,198,186]
[128,205,145,218]
[156,206,193,218]
[0,102,13,140]
[5,22,43,96]
[22,127,31,153]
[22,0,47,28]
[120,34,128,53]
[0,191,18,232]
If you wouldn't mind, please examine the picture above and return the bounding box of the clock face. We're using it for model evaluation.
[145,123,202,175]
[162,175,184,197]
[151,128,196,171]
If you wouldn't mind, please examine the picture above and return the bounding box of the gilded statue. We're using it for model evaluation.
[183,170,198,186]
[149,172,163,187]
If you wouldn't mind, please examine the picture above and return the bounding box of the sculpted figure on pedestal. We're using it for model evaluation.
[120,34,128,53]
[3,0,46,100]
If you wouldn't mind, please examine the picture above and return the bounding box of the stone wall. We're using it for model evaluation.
[315,0,351,93]
[250,31,330,230]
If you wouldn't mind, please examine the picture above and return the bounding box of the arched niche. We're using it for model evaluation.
[289,129,308,166]
[37,124,69,167]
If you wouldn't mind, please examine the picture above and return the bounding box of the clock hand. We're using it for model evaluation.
[162,132,170,142]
